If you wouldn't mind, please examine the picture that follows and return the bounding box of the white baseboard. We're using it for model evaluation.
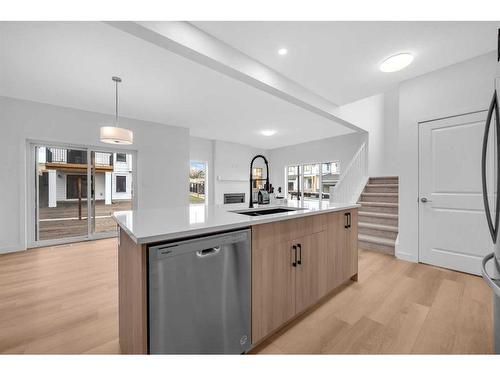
[394,234,418,262]
[395,251,417,263]
[0,244,26,255]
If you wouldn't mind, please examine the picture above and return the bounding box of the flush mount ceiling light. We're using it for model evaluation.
[277,48,288,56]
[100,76,133,145]
[379,53,414,73]
[261,129,277,136]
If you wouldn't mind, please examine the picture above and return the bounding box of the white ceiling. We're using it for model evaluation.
[2,22,500,150]
[0,21,353,149]
[193,21,500,105]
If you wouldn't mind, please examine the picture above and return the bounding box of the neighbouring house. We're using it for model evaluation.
[37,147,132,208]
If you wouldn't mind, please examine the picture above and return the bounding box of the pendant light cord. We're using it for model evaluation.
[112,76,121,126]
[115,79,119,125]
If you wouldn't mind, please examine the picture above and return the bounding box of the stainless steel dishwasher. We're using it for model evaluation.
[148,229,251,354]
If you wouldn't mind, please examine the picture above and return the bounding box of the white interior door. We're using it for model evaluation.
[418,110,494,275]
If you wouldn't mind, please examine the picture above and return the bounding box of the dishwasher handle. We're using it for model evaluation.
[196,246,221,258]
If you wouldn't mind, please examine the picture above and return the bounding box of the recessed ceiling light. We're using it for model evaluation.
[261,129,277,136]
[278,48,288,56]
[379,53,414,73]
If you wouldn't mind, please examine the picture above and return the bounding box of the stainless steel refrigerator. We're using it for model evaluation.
[481,28,500,354]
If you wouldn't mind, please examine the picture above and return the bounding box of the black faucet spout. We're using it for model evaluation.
[249,155,269,208]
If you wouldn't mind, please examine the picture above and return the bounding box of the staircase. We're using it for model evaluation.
[357,176,399,255]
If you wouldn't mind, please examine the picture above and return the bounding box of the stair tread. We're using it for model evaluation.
[358,234,396,246]
[360,202,398,206]
[366,184,398,188]
[359,211,398,219]
[359,222,398,232]
[361,192,398,196]
[358,201,398,207]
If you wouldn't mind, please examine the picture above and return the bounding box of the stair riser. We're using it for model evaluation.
[359,227,398,240]
[358,240,395,255]
[365,186,398,193]
[359,215,398,226]
[358,205,398,214]
[360,195,398,203]
[368,178,398,185]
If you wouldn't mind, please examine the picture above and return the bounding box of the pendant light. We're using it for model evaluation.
[100,76,133,145]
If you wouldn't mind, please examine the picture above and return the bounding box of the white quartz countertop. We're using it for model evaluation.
[113,200,360,245]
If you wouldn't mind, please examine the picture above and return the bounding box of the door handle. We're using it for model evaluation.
[297,243,302,265]
[196,246,221,257]
[344,212,349,228]
[482,89,500,244]
[420,197,432,203]
[292,245,297,267]
[347,212,351,228]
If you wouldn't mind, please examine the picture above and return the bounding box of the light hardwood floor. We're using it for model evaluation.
[0,239,493,354]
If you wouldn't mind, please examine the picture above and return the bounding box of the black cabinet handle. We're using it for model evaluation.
[344,212,349,228]
[297,243,302,265]
[292,245,297,267]
[348,212,351,228]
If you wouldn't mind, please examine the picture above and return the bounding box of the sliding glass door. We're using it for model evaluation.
[33,143,135,246]
[285,161,340,203]
[90,150,133,235]
[35,145,89,241]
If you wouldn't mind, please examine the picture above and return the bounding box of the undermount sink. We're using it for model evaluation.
[231,207,306,216]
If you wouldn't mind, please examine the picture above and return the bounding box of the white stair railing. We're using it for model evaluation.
[329,142,368,204]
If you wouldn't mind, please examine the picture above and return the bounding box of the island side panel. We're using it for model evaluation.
[118,227,148,354]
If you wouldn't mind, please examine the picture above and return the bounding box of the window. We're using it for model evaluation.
[287,166,300,200]
[116,175,127,193]
[252,167,265,189]
[252,168,262,179]
[66,175,88,199]
[302,163,320,200]
[321,162,340,200]
[116,153,127,162]
[190,161,207,204]
[285,161,340,202]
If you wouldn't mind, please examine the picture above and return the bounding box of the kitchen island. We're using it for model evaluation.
[113,201,359,354]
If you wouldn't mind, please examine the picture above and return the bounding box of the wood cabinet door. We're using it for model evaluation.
[295,231,328,314]
[326,210,358,290]
[252,226,296,343]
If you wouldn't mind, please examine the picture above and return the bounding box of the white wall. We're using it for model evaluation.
[397,51,497,262]
[338,90,399,177]
[190,137,267,205]
[0,96,189,253]
[382,87,399,176]
[56,173,67,201]
[213,140,267,205]
[268,132,367,193]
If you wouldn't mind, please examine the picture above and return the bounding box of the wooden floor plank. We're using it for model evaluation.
[0,240,493,354]
[412,279,465,354]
